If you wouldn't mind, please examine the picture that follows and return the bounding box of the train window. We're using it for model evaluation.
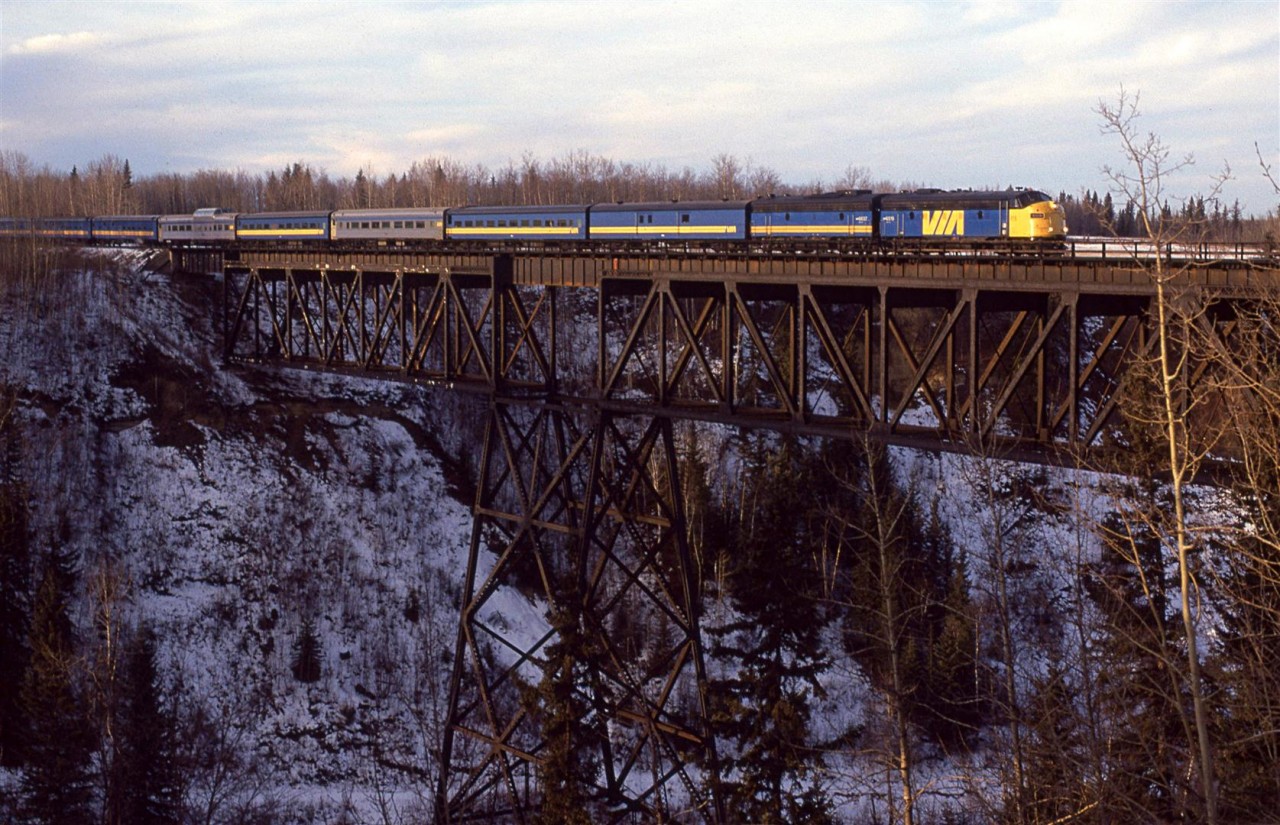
[909,212,915,220]
[557,219,566,227]
[839,213,846,221]
[415,221,425,229]
[785,212,791,221]
[521,220,529,227]
[498,220,508,227]
[487,220,495,227]
[681,214,690,223]
[977,211,984,219]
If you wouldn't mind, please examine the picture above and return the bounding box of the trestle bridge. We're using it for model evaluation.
[197,242,1276,823]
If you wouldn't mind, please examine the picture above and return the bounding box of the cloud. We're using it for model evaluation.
[5,30,106,55]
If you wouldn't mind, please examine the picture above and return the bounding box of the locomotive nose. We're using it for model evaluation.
[1029,199,1068,238]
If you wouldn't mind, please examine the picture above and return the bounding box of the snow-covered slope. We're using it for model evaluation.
[1,250,483,820]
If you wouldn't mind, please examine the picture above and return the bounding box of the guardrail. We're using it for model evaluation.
[1063,236,1278,263]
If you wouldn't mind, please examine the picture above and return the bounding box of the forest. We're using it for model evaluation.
[1,104,1279,823]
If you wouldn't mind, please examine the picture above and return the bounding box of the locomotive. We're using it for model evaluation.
[0,188,1067,250]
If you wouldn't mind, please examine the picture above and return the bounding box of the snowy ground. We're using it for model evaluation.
[1,250,488,821]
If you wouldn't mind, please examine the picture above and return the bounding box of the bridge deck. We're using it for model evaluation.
[212,244,1278,294]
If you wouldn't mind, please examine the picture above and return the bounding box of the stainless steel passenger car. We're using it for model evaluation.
[159,208,237,245]
[332,208,446,243]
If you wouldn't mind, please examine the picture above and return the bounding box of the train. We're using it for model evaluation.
[0,188,1067,250]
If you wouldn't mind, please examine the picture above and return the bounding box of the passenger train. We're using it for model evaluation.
[0,188,1067,250]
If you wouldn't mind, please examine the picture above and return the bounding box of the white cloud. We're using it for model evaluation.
[5,30,106,55]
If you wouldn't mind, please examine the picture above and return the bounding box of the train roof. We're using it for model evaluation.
[332,207,445,218]
[161,212,237,222]
[879,189,1053,209]
[239,210,331,219]
[449,203,589,215]
[590,200,751,212]
[751,192,876,212]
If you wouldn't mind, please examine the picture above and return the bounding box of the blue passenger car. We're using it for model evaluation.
[236,211,332,242]
[0,217,34,238]
[92,215,160,243]
[37,217,93,240]
[590,201,749,241]
[445,204,588,242]
[749,192,876,241]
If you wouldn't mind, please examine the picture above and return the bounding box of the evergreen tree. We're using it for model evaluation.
[1085,502,1190,821]
[114,624,183,824]
[1019,663,1096,822]
[529,605,597,825]
[839,444,975,744]
[919,514,982,749]
[0,480,31,767]
[291,615,322,683]
[709,434,834,824]
[19,549,94,824]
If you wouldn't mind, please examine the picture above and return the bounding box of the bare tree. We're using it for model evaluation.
[1095,87,1227,824]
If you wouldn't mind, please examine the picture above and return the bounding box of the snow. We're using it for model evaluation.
[1,250,487,819]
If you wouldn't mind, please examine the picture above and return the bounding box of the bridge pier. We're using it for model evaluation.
[437,402,721,823]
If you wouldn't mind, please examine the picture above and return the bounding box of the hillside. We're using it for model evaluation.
[0,250,486,820]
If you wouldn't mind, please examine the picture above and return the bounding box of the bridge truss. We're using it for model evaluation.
[218,248,1275,822]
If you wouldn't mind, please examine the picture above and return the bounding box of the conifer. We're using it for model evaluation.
[710,434,834,823]
[0,480,31,766]
[115,624,183,824]
[19,549,94,824]
[291,616,322,683]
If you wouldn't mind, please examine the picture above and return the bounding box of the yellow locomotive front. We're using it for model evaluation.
[1006,190,1067,239]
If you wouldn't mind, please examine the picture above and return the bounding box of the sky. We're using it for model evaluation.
[1,0,1277,214]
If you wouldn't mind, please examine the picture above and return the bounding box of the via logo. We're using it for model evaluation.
[922,210,965,236]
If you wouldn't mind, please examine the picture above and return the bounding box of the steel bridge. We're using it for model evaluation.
[207,244,1277,823]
